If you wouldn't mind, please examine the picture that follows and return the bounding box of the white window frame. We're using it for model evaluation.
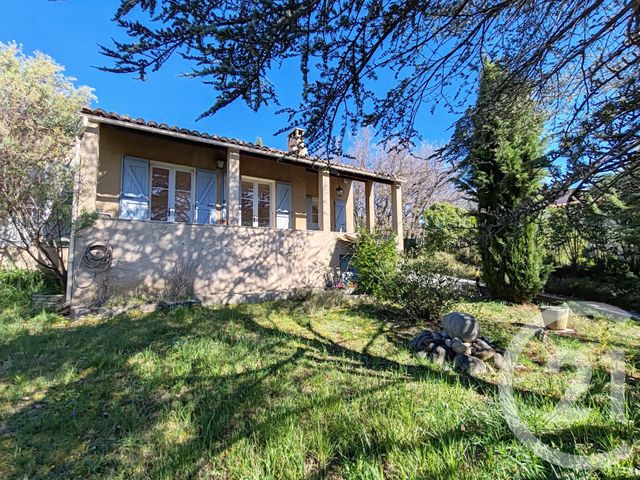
[306,196,319,231]
[241,176,276,228]
[149,161,196,223]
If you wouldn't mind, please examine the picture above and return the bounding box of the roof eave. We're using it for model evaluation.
[81,111,403,185]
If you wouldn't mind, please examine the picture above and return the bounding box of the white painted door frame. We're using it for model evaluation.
[241,176,276,227]
[149,161,196,223]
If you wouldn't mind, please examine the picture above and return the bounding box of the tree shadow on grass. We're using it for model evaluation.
[0,305,415,478]
[0,309,209,477]
[271,297,438,354]
[344,301,425,352]
[0,303,636,478]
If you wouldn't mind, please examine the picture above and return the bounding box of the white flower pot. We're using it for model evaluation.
[540,305,570,330]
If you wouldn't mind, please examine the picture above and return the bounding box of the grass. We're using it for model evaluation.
[0,285,639,478]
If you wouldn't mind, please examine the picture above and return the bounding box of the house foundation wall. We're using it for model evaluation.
[70,218,351,306]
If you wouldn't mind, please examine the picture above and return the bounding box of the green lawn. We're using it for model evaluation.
[0,290,639,479]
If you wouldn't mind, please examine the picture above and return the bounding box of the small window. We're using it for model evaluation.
[339,254,354,272]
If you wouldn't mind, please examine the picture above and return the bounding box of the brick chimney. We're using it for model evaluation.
[287,128,308,156]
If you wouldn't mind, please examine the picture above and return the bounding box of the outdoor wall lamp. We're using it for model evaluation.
[336,185,344,197]
[217,159,225,169]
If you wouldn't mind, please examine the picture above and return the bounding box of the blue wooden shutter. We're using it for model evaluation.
[195,169,217,224]
[276,182,292,229]
[120,157,149,220]
[335,199,346,232]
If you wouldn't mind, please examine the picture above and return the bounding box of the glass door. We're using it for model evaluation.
[241,180,254,227]
[241,178,273,227]
[173,170,192,223]
[150,166,170,221]
[306,196,319,230]
[149,165,194,223]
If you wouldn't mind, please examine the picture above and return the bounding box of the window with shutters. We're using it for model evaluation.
[120,157,196,223]
[149,163,194,223]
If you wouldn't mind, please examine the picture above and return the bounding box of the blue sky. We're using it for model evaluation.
[1,0,459,152]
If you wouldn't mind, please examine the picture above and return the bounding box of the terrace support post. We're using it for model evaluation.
[391,181,404,252]
[76,119,100,215]
[365,180,375,233]
[227,147,241,226]
[67,119,100,305]
[319,168,331,232]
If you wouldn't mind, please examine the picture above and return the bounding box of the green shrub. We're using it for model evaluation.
[351,231,398,299]
[481,220,550,303]
[543,206,585,268]
[394,257,465,322]
[421,202,476,255]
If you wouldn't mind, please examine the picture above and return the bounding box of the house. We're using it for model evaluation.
[68,108,404,306]
[551,192,580,208]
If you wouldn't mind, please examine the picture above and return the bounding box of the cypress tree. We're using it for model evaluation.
[450,60,549,303]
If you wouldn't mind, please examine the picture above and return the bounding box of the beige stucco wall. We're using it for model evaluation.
[94,124,354,232]
[71,218,351,306]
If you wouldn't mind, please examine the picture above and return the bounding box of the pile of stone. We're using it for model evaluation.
[409,312,510,376]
